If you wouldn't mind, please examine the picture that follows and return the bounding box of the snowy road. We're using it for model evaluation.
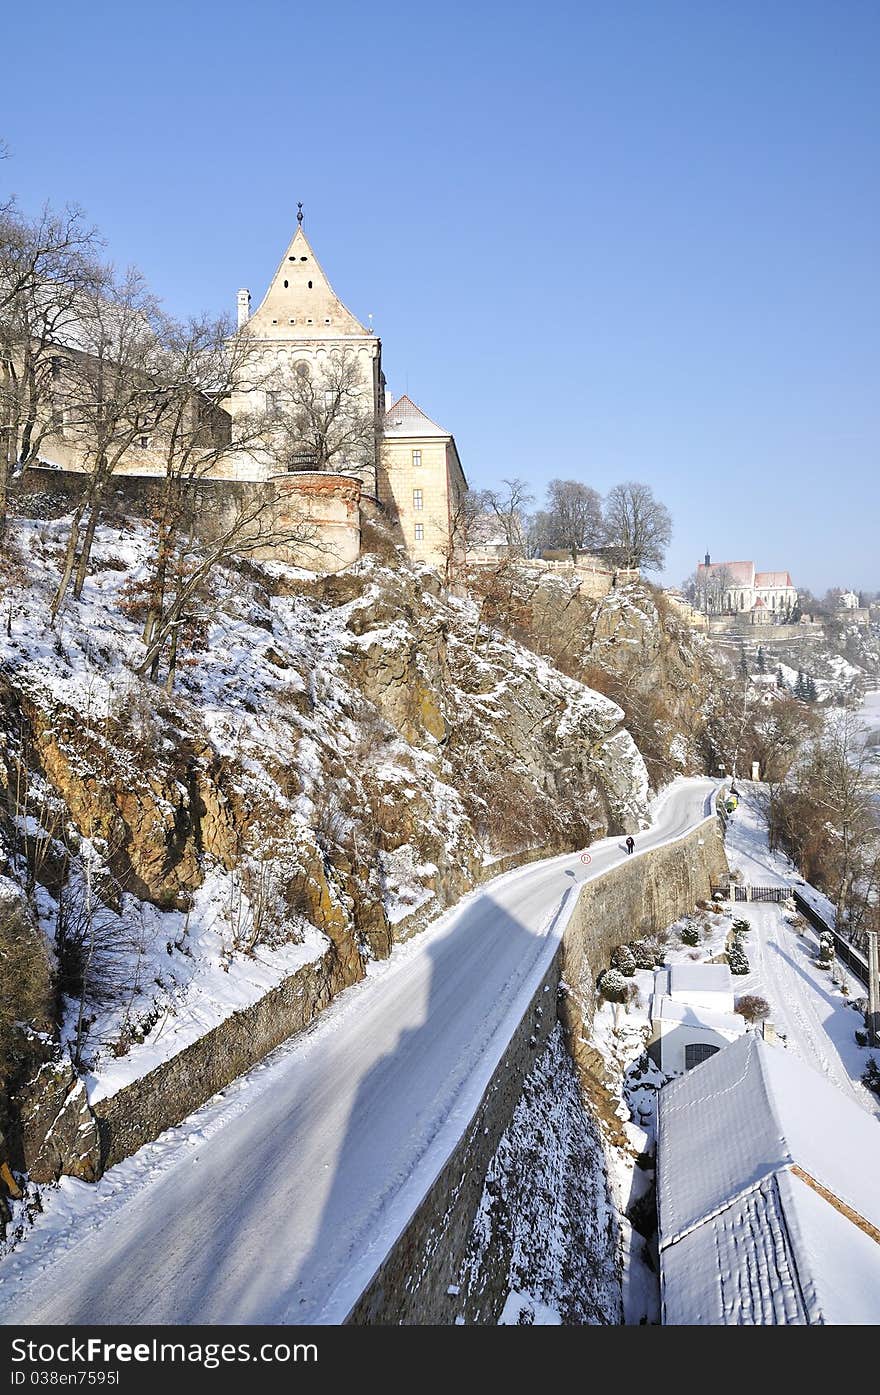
[0,778,718,1326]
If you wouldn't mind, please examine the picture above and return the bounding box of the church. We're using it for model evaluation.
[696,555,798,620]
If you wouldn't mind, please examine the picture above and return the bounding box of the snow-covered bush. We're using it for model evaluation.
[629,938,662,970]
[862,1057,880,1097]
[728,942,750,975]
[610,944,636,977]
[598,968,629,1003]
[679,924,700,947]
[817,933,835,968]
[732,918,751,935]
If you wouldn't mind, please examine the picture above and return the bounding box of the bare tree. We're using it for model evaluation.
[134,490,319,690]
[49,265,166,615]
[603,480,672,571]
[437,486,484,585]
[135,312,273,671]
[683,563,735,614]
[268,348,378,476]
[0,202,102,537]
[542,478,604,560]
[481,477,534,556]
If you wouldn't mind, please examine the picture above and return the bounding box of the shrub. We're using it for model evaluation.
[855,1029,869,1048]
[0,897,53,1095]
[862,1057,880,1097]
[732,918,751,935]
[728,942,750,975]
[630,939,661,970]
[679,924,700,947]
[598,969,629,1003]
[611,945,636,977]
[735,994,770,1024]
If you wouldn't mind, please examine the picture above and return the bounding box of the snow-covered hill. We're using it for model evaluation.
[0,516,650,1121]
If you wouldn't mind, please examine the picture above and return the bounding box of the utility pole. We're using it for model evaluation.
[868,930,879,1047]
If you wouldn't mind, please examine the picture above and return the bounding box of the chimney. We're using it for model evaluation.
[705,551,711,567]
[237,288,251,329]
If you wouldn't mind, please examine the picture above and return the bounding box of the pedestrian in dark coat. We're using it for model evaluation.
[626,835,635,855]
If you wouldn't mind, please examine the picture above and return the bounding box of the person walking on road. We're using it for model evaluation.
[625,835,635,855]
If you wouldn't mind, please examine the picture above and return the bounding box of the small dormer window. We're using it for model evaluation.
[306,318,313,324]
[283,279,289,288]
[272,318,278,324]
[288,256,296,262]
[289,318,295,324]
[300,256,307,262]
[324,317,331,324]
[307,280,313,289]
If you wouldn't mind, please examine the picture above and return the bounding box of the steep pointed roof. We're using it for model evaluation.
[245,224,370,341]
[383,394,450,438]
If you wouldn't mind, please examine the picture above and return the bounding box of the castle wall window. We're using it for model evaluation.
[413,489,423,511]
[414,523,424,541]
[412,449,422,467]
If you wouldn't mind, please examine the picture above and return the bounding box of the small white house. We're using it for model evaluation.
[648,963,745,1073]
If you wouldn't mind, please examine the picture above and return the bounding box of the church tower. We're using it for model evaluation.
[229,207,384,494]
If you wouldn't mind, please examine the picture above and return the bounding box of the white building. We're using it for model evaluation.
[696,555,797,619]
[647,963,745,1073]
[839,590,860,609]
[658,1034,880,1325]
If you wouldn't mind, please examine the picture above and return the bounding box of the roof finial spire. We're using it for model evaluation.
[296,201,304,227]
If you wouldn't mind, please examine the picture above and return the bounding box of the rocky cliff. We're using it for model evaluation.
[0,518,654,1187]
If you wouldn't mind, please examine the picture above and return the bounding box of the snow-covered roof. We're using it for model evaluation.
[383,394,450,438]
[658,1035,880,1324]
[667,963,733,997]
[650,996,743,1032]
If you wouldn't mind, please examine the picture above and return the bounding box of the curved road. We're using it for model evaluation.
[0,778,718,1326]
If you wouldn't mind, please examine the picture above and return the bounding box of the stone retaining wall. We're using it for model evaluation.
[346,815,728,1323]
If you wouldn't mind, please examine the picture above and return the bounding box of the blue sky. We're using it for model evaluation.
[2,0,878,591]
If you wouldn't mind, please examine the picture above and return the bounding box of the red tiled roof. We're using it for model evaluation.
[697,560,755,586]
[755,571,794,588]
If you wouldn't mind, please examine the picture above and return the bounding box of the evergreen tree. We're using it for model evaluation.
[756,645,765,673]
[794,669,807,700]
[739,646,748,680]
[776,665,786,690]
[805,675,818,702]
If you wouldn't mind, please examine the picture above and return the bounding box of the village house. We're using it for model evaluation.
[647,962,745,1073]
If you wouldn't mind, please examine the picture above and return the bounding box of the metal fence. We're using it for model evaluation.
[792,890,871,990]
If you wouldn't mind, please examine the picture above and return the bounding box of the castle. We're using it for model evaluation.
[25,211,468,574]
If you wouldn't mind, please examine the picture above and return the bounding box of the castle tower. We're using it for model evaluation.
[226,211,384,494]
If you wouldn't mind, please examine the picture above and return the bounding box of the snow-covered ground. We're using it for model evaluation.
[0,778,716,1326]
[723,786,879,1116]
